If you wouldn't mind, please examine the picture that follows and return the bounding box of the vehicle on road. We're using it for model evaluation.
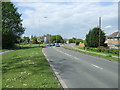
[50,43,55,46]
[55,43,60,47]
[47,43,51,47]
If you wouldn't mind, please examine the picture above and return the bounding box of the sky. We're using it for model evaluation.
[11,1,118,39]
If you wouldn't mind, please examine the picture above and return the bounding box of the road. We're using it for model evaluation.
[43,46,118,88]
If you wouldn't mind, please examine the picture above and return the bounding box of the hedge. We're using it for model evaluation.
[85,47,119,55]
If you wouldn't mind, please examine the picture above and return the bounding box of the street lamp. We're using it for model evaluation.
[98,17,101,48]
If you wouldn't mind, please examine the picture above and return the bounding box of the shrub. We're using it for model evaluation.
[76,42,80,45]
[85,47,118,55]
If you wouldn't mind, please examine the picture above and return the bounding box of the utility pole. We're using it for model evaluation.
[98,17,101,48]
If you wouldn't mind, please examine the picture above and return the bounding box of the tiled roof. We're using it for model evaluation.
[108,32,120,37]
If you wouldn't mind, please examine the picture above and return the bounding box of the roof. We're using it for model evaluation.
[118,31,120,37]
[108,31,120,37]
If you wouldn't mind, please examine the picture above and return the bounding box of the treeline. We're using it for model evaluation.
[21,34,84,45]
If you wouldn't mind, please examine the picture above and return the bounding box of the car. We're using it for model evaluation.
[55,44,60,47]
[47,43,51,47]
[50,43,55,46]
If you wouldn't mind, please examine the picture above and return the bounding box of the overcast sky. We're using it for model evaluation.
[12,1,118,39]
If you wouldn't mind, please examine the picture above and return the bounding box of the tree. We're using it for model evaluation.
[50,35,63,43]
[68,37,77,43]
[22,37,30,44]
[85,27,106,47]
[32,36,38,44]
[69,39,74,43]
[75,39,83,45]
[2,2,25,49]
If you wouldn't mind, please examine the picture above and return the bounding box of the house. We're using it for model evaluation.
[105,31,120,49]
[79,42,85,47]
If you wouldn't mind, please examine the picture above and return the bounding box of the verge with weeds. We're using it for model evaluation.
[2,47,60,88]
[62,46,119,61]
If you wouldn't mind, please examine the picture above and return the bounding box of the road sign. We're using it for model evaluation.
[44,37,47,43]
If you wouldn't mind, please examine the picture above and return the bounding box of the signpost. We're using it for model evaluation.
[44,37,47,43]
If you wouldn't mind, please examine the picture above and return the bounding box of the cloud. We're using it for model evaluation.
[104,25,112,29]
[14,2,118,39]
[11,0,119,2]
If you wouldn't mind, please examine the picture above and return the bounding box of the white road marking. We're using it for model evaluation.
[53,47,80,60]
[91,64,103,70]
[54,48,72,57]
[54,47,104,70]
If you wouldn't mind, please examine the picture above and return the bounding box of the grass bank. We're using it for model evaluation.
[62,45,119,61]
[0,49,10,52]
[2,46,60,88]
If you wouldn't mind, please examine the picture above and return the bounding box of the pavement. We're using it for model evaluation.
[0,50,14,56]
[43,46,118,88]
[65,44,119,58]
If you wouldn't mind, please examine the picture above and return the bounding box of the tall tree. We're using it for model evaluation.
[22,37,30,44]
[32,36,38,44]
[85,27,106,47]
[2,2,25,48]
[50,35,63,43]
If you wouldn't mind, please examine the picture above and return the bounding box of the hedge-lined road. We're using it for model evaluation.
[43,46,118,88]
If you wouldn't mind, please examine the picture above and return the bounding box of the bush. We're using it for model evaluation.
[76,42,80,45]
[85,47,118,55]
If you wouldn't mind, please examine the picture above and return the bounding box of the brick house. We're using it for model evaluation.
[105,31,120,49]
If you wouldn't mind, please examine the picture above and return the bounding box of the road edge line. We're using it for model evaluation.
[42,48,68,89]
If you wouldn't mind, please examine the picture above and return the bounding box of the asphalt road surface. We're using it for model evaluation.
[43,46,118,88]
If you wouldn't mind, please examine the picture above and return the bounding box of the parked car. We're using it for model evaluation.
[47,43,51,47]
[55,43,60,47]
[50,43,55,46]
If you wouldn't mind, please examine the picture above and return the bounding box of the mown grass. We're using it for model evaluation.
[0,49,9,52]
[63,46,119,61]
[2,47,60,88]
[16,44,47,48]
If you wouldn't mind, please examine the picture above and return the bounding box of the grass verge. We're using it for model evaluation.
[2,47,60,88]
[62,46,119,61]
[0,49,9,52]
[76,46,118,56]
[16,44,47,48]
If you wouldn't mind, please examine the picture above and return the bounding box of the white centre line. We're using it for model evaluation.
[91,64,103,70]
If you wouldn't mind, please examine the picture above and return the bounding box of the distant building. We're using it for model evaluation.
[79,42,85,47]
[29,35,33,43]
[105,31,120,49]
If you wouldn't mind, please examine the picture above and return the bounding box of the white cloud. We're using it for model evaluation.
[104,25,112,29]
[15,2,118,39]
[11,0,119,2]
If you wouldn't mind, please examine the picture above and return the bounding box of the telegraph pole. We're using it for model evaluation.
[98,17,101,48]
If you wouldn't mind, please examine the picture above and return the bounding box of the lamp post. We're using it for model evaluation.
[98,17,101,48]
